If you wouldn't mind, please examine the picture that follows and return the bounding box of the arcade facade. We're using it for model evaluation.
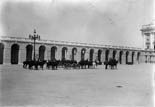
[0,36,154,65]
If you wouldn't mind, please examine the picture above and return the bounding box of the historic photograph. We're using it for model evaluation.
[0,0,154,106]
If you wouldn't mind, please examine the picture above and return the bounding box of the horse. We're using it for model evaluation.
[78,60,88,69]
[104,60,109,69]
[46,60,60,70]
[23,60,30,68]
[104,58,118,69]
[37,60,47,70]
[24,60,46,70]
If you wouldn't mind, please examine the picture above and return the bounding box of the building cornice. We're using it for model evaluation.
[0,36,150,51]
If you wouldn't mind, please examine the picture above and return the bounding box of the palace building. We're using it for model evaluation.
[0,22,155,65]
[141,21,155,50]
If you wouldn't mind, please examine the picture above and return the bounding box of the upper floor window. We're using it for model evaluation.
[146,38,150,41]
[145,33,150,37]
[146,42,150,45]
[147,45,150,49]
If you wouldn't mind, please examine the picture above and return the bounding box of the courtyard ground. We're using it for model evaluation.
[0,63,154,107]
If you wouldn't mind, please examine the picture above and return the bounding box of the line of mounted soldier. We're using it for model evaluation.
[23,58,118,70]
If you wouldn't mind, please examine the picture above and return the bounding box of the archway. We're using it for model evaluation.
[137,52,140,63]
[119,51,123,64]
[62,47,67,60]
[81,48,86,61]
[105,49,109,61]
[98,50,102,62]
[51,46,57,60]
[126,51,129,64]
[39,45,46,61]
[131,52,135,64]
[113,50,117,59]
[11,44,19,64]
[72,48,77,61]
[26,45,33,61]
[0,43,4,64]
[89,49,94,61]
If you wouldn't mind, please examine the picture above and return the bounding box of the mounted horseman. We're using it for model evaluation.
[46,59,60,70]
[104,58,118,69]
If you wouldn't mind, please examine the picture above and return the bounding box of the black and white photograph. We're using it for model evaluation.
[0,0,154,106]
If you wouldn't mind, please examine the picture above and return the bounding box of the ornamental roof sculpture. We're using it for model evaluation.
[141,20,155,32]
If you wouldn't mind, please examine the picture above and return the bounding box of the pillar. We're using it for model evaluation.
[3,42,11,64]
[19,43,26,64]
[101,49,105,62]
[122,51,126,64]
[76,48,81,62]
[46,45,51,60]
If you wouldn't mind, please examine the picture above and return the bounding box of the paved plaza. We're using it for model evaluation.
[0,64,154,107]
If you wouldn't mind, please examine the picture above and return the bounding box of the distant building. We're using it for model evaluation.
[141,20,155,50]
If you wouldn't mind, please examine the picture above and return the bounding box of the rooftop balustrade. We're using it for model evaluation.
[141,22,155,32]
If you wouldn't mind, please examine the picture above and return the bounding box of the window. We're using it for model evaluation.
[146,42,150,45]
[147,45,150,49]
[146,38,150,41]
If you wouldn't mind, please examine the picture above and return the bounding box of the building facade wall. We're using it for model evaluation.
[0,38,155,65]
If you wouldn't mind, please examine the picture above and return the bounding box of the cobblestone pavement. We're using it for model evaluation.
[0,63,154,107]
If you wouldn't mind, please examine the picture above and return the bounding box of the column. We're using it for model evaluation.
[56,46,62,60]
[85,48,89,60]
[67,47,72,60]
[101,49,105,62]
[93,49,98,61]
[122,51,126,64]
[76,48,81,62]
[3,42,11,64]
[46,45,50,60]
[19,43,26,64]
[109,49,113,59]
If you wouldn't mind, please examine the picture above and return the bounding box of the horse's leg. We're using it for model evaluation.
[46,65,48,69]
[52,66,54,70]
[42,65,43,70]
[29,65,31,69]
[35,65,38,70]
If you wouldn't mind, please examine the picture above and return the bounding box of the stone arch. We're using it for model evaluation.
[39,45,46,61]
[89,49,94,61]
[98,49,102,62]
[119,51,123,64]
[26,45,33,61]
[11,44,19,64]
[62,47,67,60]
[72,47,77,61]
[126,51,129,64]
[0,43,4,64]
[51,46,57,60]
[113,50,117,59]
[131,51,135,64]
[105,49,109,61]
[149,52,152,62]
[81,48,86,61]
[137,52,141,63]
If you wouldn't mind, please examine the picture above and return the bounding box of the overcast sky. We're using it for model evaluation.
[0,0,154,48]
